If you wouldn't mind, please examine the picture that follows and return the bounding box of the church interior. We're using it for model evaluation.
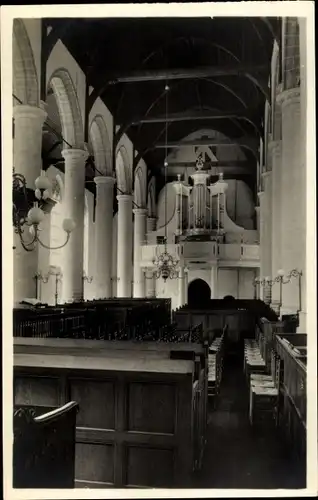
[10,13,312,490]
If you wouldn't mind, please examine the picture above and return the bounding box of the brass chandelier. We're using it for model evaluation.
[152,82,179,282]
[13,168,75,252]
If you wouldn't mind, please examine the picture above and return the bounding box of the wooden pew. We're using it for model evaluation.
[14,299,173,342]
[13,401,78,488]
[14,341,207,488]
[174,307,257,346]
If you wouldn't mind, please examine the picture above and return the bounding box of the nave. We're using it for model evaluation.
[12,297,307,490]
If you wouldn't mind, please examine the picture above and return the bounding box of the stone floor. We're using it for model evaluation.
[192,351,306,490]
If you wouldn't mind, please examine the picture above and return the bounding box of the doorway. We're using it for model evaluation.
[188,279,211,307]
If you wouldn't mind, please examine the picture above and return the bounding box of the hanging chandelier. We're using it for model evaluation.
[13,168,75,252]
[152,82,179,282]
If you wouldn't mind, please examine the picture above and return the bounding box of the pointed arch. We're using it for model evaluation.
[134,159,147,207]
[116,145,132,194]
[147,176,156,218]
[13,19,39,105]
[89,114,112,175]
[47,68,84,149]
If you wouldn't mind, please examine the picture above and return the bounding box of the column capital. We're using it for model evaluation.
[277,87,300,108]
[62,148,89,162]
[257,191,265,200]
[13,104,47,122]
[94,175,116,186]
[255,206,260,213]
[133,208,148,216]
[117,194,133,202]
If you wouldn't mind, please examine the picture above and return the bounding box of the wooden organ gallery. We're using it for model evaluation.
[8,10,313,492]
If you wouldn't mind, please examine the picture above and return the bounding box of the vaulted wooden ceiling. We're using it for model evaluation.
[42,16,280,193]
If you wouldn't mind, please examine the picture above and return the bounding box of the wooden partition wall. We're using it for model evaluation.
[173,308,256,345]
[14,339,208,488]
[275,333,307,465]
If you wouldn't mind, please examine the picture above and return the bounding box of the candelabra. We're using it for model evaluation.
[82,272,93,284]
[254,276,273,302]
[49,269,63,306]
[34,271,49,301]
[274,269,302,317]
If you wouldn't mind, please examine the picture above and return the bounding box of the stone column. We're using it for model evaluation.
[210,266,218,299]
[297,17,307,332]
[178,266,186,307]
[61,148,88,302]
[133,208,147,297]
[117,194,133,297]
[277,88,302,315]
[184,268,189,304]
[13,104,47,303]
[94,176,116,299]
[270,140,283,311]
[13,104,47,186]
[262,171,273,304]
[147,216,157,232]
[145,268,156,298]
[258,191,265,300]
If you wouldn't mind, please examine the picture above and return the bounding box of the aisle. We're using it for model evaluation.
[193,353,306,489]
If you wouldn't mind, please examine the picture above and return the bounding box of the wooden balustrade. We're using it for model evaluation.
[13,401,78,488]
[13,299,173,342]
[275,333,307,465]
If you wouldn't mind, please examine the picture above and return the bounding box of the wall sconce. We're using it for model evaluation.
[13,169,76,252]
[34,272,49,300]
[82,272,93,285]
[254,276,274,303]
[48,269,63,306]
[274,268,302,317]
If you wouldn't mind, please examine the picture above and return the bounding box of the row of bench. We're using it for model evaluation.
[208,330,226,408]
[244,322,307,466]
[244,338,279,427]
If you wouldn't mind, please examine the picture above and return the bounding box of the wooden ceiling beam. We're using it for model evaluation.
[131,109,257,125]
[154,137,258,151]
[107,63,268,85]
[165,160,254,169]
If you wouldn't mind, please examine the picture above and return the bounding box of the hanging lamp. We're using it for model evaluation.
[13,168,75,252]
[152,82,179,282]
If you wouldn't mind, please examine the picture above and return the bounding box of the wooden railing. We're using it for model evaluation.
[13,401,78,488]
[275,333,307,464]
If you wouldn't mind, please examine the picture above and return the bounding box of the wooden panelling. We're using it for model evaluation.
[14,342,206,488]
[127,382,176,434]
[125,445,174,487]
[75,443,115,484]
[14,376,60,406]
[70,378,115,429]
